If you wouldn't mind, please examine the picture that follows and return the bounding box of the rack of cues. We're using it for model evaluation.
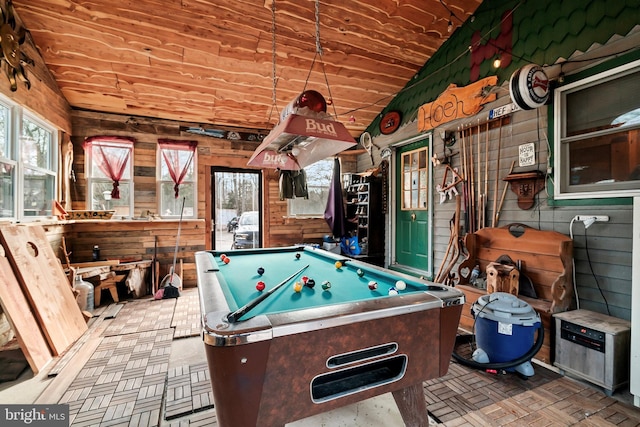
[456,117,515,234]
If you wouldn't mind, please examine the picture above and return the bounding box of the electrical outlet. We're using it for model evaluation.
[576,215,609,222]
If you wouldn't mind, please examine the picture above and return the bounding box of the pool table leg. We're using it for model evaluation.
[392,383,430,427]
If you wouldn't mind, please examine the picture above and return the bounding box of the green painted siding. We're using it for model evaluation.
[366,0,640,137]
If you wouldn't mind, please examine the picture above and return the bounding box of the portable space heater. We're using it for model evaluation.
[553,309,630,395]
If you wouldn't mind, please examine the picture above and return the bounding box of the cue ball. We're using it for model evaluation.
[395,280,407,291]
[306,278,316,288]
[388,287,398,296]
[368,281,378,290]
[356,268,364,277]
[293,282,303,292]
[321,281,331,290]
[295,253,301,259]
[256,281,266,291]
[257,267,265,275]
[335,261,342,269]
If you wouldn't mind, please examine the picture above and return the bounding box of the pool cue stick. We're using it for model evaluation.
[492,118,503,227]
[483,122,489,228]
[476,120,481,230]
[468,126,476,233]
[495,160,516,226]
[226,264,310,323]
[459,126,469,233]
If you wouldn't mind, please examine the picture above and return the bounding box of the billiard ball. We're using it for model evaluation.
[220,254,227,260]
[301,276,309,284]
[368,281,378,290]
[223,257,230,264]
[335,261,342,269]
[356,268,364,277]
[388,287,398,296]
[306,278,316,288]
[321,280,331,290]
[293,282,303,292]
[257,267,265,276]
[256,281,266,291]
[295,253,301,259]
[395,280,407,291]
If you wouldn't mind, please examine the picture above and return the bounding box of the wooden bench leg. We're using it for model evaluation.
[108,286,119,303]
[94,287,102,307]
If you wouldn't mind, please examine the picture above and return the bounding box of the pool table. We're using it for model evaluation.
[195,246,464,427]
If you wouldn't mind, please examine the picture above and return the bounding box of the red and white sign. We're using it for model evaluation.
[248,114,356,170]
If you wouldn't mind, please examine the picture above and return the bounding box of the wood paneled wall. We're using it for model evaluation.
[67,110,355,287]
[62,219,205,287]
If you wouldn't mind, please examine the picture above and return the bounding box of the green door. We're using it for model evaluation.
[393,137,432,278]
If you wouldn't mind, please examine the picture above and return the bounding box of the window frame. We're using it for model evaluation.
[553,58,640,200]
[84,136,135,218]
[400,146,429,210]
[0,94,57,222]
[157,140,197,219]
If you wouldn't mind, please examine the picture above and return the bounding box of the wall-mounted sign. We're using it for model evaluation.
[518,142,536,167]
[418,76,498,132]
[379,111,402,134]
[509,64,550,110]
[489,102,520,120]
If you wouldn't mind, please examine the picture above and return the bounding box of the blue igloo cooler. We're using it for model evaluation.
[472,292,541,376]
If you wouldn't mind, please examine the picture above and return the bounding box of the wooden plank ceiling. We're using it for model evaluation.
[12,0,481,137]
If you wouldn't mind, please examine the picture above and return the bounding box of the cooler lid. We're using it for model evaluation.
[473,292,540,325]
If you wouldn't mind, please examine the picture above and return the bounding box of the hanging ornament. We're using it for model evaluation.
[0,0,33,91]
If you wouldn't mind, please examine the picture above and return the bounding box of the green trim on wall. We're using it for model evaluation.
[365,0,640,138]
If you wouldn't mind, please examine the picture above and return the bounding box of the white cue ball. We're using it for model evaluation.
[395,280,407,291]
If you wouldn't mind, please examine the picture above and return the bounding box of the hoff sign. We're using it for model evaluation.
[418,76,497,131]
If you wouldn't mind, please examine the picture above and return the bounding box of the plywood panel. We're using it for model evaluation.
[0,254,53,373]
[0,225,87,355]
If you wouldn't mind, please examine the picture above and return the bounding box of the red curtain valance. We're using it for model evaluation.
[82,136,135,199]
[158,139,197,198]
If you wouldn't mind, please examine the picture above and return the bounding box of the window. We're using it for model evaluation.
[288,158,333,216]
[158,139,197,218]
[22,117,55,217]
[0,96,57,221]
[554,59,640,199]
[83,136,134,217]
[401,147,428,209]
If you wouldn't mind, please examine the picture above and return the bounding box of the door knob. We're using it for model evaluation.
[411,212,416,222]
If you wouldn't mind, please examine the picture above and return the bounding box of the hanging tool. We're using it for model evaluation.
[495,160,516,226]
[492,118,503,227]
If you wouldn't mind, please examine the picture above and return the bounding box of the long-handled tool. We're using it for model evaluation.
[492,118,503,227]
[160,196,186,291]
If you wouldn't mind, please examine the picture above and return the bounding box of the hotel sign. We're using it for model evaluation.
[418,76,498,131]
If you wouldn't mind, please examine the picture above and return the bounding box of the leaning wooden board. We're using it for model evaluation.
[0,252,53,373]
[0,225,87,355]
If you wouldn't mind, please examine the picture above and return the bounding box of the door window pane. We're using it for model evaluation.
[401,147,429,210]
